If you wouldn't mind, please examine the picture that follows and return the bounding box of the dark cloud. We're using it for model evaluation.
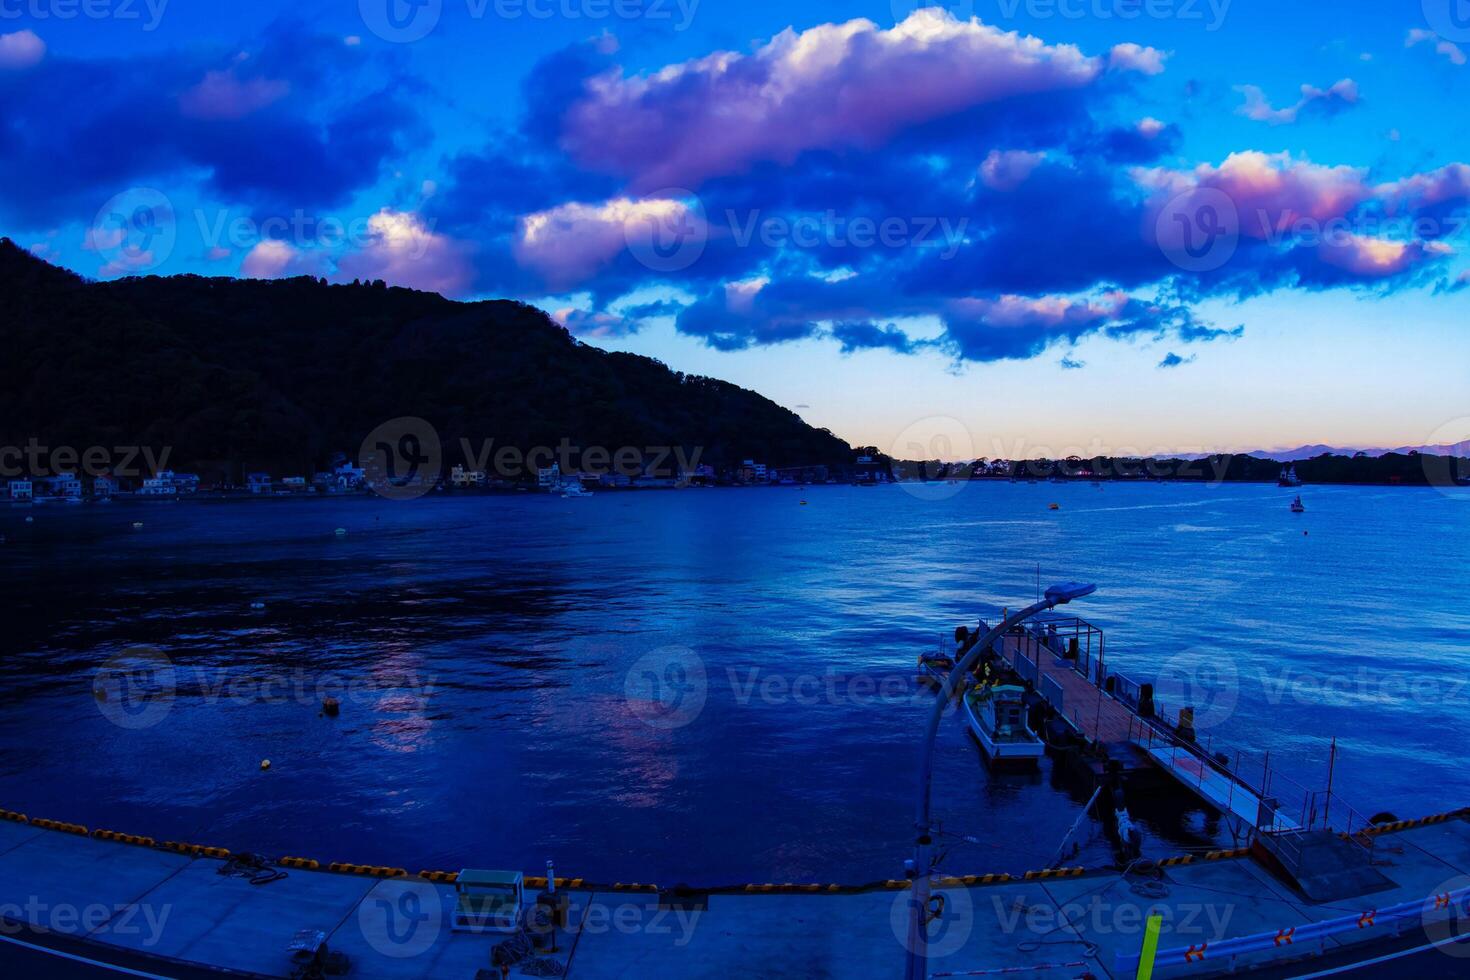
[1157,352,1195,368]
[831,321,919,354]
[0,22,422,230]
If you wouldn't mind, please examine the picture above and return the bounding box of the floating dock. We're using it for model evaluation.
[2,809,1469,977]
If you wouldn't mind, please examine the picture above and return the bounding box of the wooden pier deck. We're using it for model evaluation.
[998,633,1139,744]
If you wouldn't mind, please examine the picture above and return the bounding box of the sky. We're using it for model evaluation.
[2,0,1469,458]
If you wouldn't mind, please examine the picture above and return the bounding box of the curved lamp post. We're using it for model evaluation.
[903,582,1097,980]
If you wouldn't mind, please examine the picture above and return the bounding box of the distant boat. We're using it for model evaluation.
[561,482,593,498]
[1049,502,1060,511]
[1279,464,1303,487]
[1290,496,1305,513]
[962,683,1044,768]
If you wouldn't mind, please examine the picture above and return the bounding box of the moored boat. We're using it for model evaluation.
[961,682,1044,768]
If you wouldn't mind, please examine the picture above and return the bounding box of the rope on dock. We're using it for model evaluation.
[0,809,27,824]
[31,818,88,836]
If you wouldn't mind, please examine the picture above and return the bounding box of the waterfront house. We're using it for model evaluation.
[333,462,366,489]
[537,463,562,490]
[450,464,486,488]
[738,460,768,484]
[7,478,33,502]
[138,475,178,497]
[246,473,273,494]
[92,475,117,500]
[281,476,308,494]
[37,473,84,501]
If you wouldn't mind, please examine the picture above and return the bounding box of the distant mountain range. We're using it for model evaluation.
[1238,444,1470,461]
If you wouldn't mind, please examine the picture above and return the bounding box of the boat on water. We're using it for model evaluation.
[1290,495,1305,513]
[961,682,1044,768]
[561,482,593,498]
[1278,463,1303,487]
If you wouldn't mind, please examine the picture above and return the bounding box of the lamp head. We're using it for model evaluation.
[1045,582,1097,605]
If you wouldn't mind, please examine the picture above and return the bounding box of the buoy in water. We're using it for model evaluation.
[334,527,347,537]
[260,760,271,771]
[800,500,808,506]
[1048,503,1060,510]
[132,522,144,529]
[322,697,340,717]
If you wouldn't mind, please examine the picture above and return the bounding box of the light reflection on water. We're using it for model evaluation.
[0,481,1467,883]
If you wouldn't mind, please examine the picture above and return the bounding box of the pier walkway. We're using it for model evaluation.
[2,811,1470,977]
[995,622,1304,839]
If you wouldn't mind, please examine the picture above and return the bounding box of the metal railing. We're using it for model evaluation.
[1114,884,1470,975]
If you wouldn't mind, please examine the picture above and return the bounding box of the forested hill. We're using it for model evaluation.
[0,239,852,477]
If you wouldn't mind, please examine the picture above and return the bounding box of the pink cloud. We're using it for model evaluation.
[1377,163,1470,215]
[335,209,474,297]
[0,30,45,71]
[561,10,1109,190]
[1407,28,1467,66]
[1137,117,1166,138]
[979,149,1045,191]
[180,69,290,120]
[1235,78,1358,125]
[513,196,702,287]
[241,240,308,278]
[1136,151,1373,240]
[1108,43,1168,75]
[947,292,1128,330]
[551,308,639,338]
[1318,234,1452,277]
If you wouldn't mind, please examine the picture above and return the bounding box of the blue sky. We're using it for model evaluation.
[3,0,1469,456]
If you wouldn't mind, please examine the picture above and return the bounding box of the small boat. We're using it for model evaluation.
[561,482,593,498]
[962,683,1044,768]
[1048,502,1060,511]
[1290,496,1305,513]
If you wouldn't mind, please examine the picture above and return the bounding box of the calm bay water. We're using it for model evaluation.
[1,482,1467,884]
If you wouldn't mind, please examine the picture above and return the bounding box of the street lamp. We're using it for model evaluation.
[903,582,1097,980]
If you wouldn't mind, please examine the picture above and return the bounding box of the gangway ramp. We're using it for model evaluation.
[1144,744,1300,832]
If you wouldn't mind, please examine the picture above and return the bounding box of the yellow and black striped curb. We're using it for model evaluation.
[162,842,232,859]
[934,873,1013,887]
[1206,847,1250,860]
[93,830,156,848]
[1023,867,1085,880]
[329,863,408,878]
[279,856,321,870]
[1362,809,1470,836]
